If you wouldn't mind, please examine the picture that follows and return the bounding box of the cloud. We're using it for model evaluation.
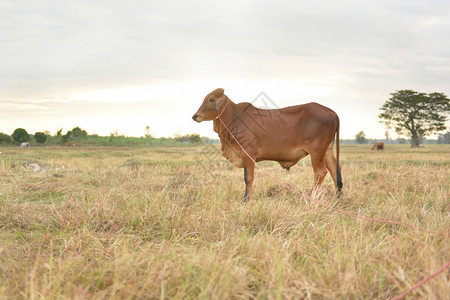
[2,0,449,85]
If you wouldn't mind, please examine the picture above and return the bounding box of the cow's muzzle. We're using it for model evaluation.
[192,114,200,122]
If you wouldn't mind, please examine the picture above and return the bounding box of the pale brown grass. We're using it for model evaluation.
[0,145,448,299]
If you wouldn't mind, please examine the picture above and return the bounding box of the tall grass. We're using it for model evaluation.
[0,145,448,299]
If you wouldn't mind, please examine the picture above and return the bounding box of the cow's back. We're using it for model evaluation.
[235,102,338,162]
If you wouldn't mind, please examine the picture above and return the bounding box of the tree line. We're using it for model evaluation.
[0,127,209,146]
[353,130,450,145]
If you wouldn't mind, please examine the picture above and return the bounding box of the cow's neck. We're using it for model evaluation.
[213,98,235,134]
[213,99,240,144]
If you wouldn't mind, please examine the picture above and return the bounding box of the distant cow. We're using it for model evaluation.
[192,88,342,200]
[371,142,384,151]
[20,142,30,148]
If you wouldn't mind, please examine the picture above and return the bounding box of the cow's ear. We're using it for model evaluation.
[216,88,224,96]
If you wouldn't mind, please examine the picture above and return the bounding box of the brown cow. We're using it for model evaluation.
[192,88,342,200]
[371,142,384,150]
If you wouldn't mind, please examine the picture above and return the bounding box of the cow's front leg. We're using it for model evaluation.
[243,162,255,201]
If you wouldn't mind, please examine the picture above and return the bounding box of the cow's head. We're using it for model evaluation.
[192,88,228,122]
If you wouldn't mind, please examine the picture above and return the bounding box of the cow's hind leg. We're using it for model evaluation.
[324,147,341,194]
[243,161,255,201]
[310,154,327,192]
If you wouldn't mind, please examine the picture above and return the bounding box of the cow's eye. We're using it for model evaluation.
[209,98,215,102]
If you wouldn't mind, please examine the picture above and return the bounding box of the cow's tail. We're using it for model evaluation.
[336,116,343,195]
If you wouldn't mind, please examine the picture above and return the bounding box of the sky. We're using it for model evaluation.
[1,0,449,139]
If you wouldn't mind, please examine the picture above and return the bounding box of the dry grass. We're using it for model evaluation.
[0,144,448,299]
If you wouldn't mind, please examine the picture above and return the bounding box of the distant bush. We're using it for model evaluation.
[201,136,220,144]
[355,131,368,144]
[437,131,450,144]
[174,134,203,144]
[397,138,406,144]
[0,133,12,144]
[34,132,49,144]
[63,127,88,143]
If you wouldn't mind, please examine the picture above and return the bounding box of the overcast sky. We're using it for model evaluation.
[1,0,449,139]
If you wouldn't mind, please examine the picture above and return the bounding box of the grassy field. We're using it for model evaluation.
[0,144,448,299]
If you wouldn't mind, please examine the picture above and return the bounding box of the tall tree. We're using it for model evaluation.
[379,90,450,147]
[11,128,30,144]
